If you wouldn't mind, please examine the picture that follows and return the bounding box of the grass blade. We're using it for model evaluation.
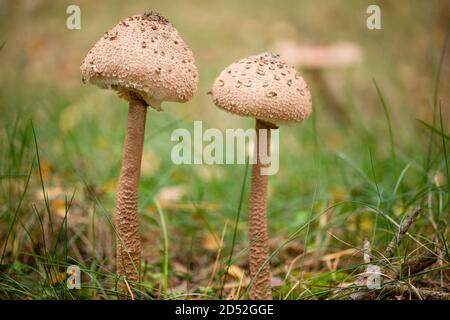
[439,102,449,201]
[432,26,449,108]
[154,198,169,294]
[31,121,54,234]
[220,157,249,299]
[373,79,396,170]
[417,119,450,140]
[0,156,35,263]
[425,26,449,180]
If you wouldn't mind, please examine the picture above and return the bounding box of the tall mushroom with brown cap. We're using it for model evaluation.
[80,12,198,284]
[210,53,312,299]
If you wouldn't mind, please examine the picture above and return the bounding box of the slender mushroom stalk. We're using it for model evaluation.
[80,12,198,287]
[248,119,272,299]
[210,53,312,299]
[115,98,147,283]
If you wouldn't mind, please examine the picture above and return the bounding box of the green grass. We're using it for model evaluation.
[154,198,169,294]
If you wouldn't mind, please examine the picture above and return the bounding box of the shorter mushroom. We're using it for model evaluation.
[210,53,312,299]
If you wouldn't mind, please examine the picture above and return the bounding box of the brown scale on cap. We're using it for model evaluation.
[81,12,198,110]
[142,11,170,24]
[211,53,312,125]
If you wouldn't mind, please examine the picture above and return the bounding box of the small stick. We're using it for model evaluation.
[398,255,437,278]
[398,240,437,279]
[381,284,450,300]
[384,206,421,260]
[351,283,450,300]
[123,278,135,300]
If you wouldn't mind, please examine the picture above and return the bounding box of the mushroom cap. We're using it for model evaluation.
[211,53,312,125]
[272,40,363,69]
[80,12,198,110]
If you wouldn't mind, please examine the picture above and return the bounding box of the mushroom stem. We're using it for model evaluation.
[248,119,272,300]
[115,99,147,285]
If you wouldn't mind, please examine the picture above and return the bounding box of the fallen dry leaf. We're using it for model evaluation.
[203,233,220,252]
[36,159,53,182]
[51,198,66,218]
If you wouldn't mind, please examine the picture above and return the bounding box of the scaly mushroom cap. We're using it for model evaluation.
[80,12,198,110]
[211,53,312,125]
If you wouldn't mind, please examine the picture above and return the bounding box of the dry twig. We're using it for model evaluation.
[384,206,421,260]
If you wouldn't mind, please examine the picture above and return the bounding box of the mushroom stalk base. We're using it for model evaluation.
[115,100,147,286]
[248,119,272,300]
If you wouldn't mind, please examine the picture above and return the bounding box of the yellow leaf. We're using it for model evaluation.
[203,233,220,252]
[51,198,66,218]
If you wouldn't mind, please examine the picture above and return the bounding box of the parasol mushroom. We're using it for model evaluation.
[210,53,312,299]
[80,12,198,285]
